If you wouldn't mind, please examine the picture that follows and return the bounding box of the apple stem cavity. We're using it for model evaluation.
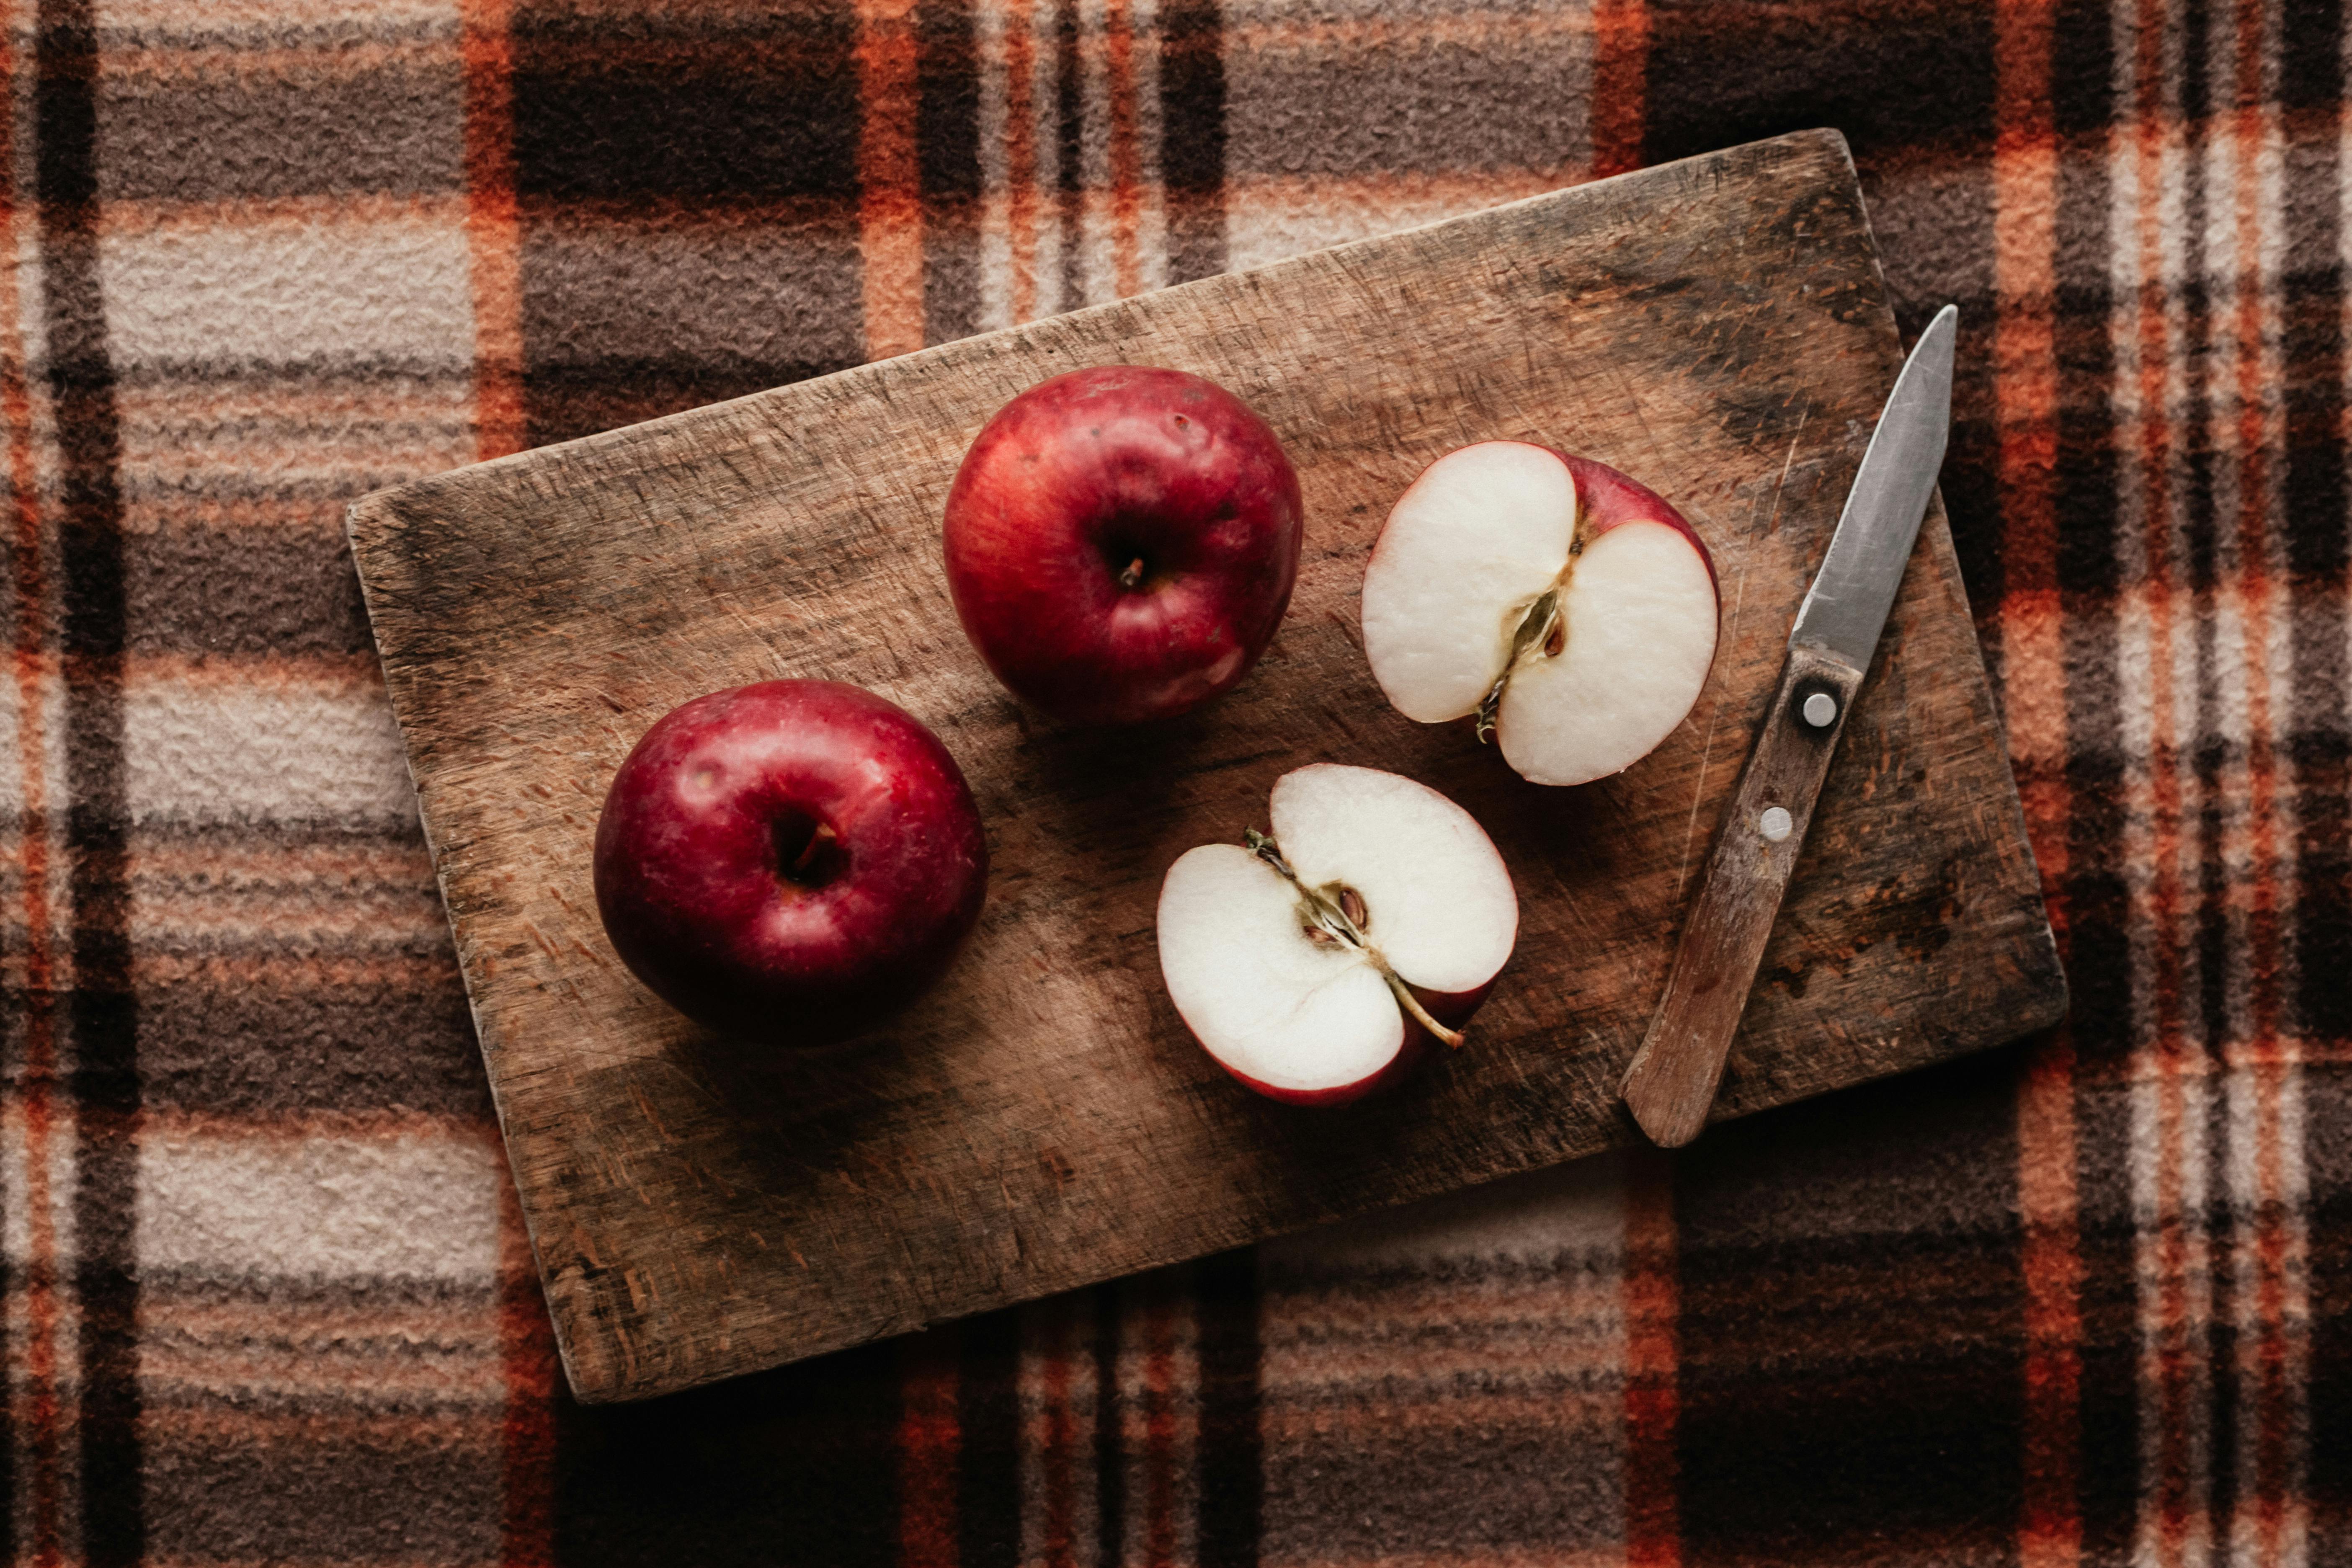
[774,813,842,889]
[1241,827,1468,1049]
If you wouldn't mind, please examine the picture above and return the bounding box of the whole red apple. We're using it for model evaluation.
[943,365,1305,725]
[592,680,988,1044]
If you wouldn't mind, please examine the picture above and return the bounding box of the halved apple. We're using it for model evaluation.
[1155,763,1518,1105]
[1360,442,1720,786]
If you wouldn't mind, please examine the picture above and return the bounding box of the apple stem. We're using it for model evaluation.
[1384,973,1468,1050]
[790,822,836,878]
[1242,828,1468,1049]
[1474,588,1563,745]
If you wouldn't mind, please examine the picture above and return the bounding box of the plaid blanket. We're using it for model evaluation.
[3,0,2346,1560]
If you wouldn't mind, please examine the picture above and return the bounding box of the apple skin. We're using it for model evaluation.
[1558,450,1720,596]
[943,365,1305,725]
[1217,978,1496,1107]
[1221,1043,1423,1108]
[592,679,988,1045]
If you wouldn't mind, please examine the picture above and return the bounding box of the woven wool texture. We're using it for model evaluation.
[2,0,2348,1560]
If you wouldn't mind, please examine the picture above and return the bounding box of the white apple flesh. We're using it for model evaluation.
[1156,764,1518,1105]
[1361,441,1721,786]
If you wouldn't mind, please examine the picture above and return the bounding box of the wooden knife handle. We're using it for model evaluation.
[1620,643,1866,1147]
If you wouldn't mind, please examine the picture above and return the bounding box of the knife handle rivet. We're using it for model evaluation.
[1801,691,1839,728]
[1759,806,1794,843]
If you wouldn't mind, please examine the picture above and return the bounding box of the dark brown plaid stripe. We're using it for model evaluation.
[5,0,2352,1561]
[25,0,142,1555]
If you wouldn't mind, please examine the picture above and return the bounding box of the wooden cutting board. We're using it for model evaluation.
[348,129,2067,1405]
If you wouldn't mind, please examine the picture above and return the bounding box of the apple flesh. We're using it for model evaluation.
[1360,442,1721,786]
[1156,763,1518,1105]
[943,365,1304,725]
[593,679,988,1044]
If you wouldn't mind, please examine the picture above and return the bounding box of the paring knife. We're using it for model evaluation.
[1619,304,1959,1148]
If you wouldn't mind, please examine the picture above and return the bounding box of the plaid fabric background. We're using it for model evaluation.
[2,0,2348,1560]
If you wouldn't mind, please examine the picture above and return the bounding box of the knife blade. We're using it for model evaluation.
[1790,308,1956,665]
[1618,304,1958,1148]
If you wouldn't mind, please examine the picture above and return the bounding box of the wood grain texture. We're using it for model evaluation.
[1621,645,1868,1148]
[346,129,2068,1404]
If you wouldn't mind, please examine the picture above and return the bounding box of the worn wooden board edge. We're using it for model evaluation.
[348,128,2071,1403]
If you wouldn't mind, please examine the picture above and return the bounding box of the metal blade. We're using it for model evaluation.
[1789,304,1957,669]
